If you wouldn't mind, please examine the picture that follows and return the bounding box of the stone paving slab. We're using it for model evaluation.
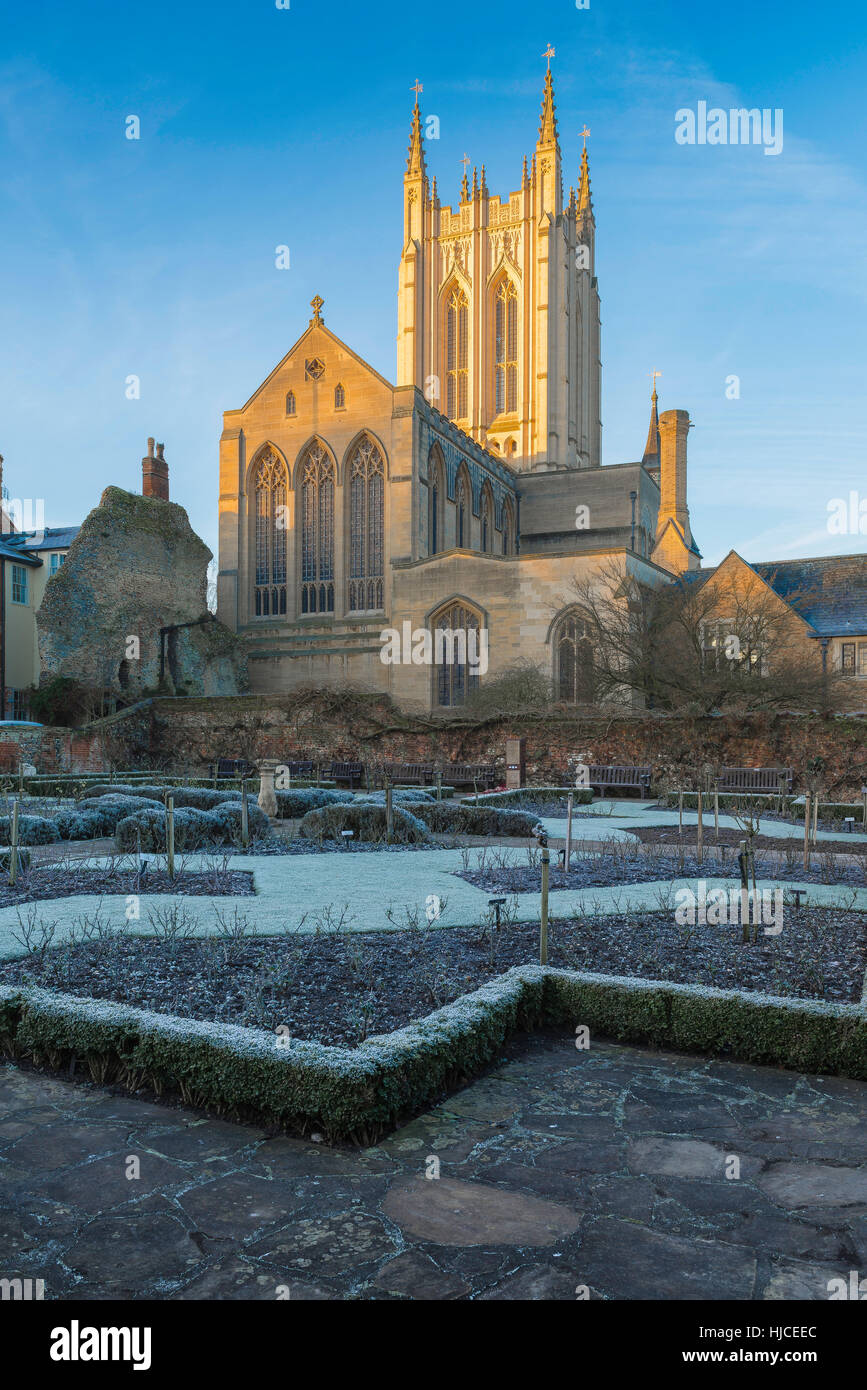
[1,1035,864,1300]
[2,847,865,959]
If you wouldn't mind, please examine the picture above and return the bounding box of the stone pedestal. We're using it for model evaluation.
[257,759,279,817]
[505,737,525,790]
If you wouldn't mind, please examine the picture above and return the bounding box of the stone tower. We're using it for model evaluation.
[396,68,602,471]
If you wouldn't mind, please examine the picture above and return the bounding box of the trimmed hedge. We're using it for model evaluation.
[114,800,270,851]
[298,802,430,844]
[76,794,165,834]
[0,814,60,846]
[276,788,351,817]
[0,967,863,1144]
[0,847,32,872]
[471,786,594,808]
[403,801,539,837]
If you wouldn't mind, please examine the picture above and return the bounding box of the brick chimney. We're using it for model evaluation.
[657,410,691,542]
[142,438,169,501]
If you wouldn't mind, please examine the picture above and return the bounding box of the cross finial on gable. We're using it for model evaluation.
[311,295,324,324]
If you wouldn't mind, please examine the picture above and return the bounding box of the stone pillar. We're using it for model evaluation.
[505,737,525,790]
[257,759,279,817]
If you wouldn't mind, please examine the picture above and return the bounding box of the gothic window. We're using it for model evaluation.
[432,601,483,708]
[446,286,468,420]
[299,441,335,614]
[480,484,494,554]
[554,610,595,704]
[334,383,345,410]
[494,278,518,415]
[285,391,296,416]
[502,497,515,556]
[253,448,289,618]
[429,448,444,555]
[305,358,325,381]
[347,436,385,611]
[455,470,469,548]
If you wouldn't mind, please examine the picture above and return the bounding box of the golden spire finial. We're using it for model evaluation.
[543,43,555,69]
[580,124,591,150]
[411,78,423,103]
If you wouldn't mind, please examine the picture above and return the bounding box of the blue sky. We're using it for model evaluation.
[1,0,865,568]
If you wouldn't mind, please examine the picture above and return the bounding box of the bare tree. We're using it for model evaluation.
[563,558,840,714]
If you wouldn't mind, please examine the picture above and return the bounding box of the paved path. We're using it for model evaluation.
[2,849,866,960]
[2,1036,865,1300]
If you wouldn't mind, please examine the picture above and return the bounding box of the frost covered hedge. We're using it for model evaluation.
[75,794,165,835]
[472,786,594,808]
[0,814,61,846]
[114,799,270,851]
[299,802,430,844]
[353,789,434,805]
[0,847,32,872]
[403,801,539,837]
[0,967,862,1144]
[276,788,350,817]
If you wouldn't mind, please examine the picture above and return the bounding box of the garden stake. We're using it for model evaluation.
[678,790,683,834]
[436,771,442,802]
[9,800,19,887]
[696,789,704,866]
[240,778,250,848]
[812,791,819,845]
[714,789,719,836]
[540,837,549,965]
[565,792,574,872]
[737,838,750,944]
[803,793,811,872]
[385,782,393,842]
[166,795,175,880]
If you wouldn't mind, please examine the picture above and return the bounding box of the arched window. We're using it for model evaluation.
[432,601,483,708]
[494,278,518,415]
[554,611,595,704]
[429,447,444,555]
[285,391,296,417]
[446,286,469,420]
[480,484,493,554]
[253,448,289,617]
[299,441,335,614]
[334,383,345,410]
[347,436,384,611]
[455,470,469,548]
[502,497,515,556]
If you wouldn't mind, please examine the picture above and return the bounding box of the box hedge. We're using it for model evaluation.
[471,786,594,808]
[403,800,539,837]
[0,814,61,846]
[0,967,863,1144]
[298,802,430,844]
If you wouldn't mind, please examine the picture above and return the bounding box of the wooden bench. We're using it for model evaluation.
[330,760,364,788]
[372,762,434,787]
[716,767,794,795]
[214,758,257,779]
[446,763,499,789]
[585,764,652,796]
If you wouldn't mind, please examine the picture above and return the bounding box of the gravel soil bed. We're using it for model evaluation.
[1,905,864,1046]
[0,866,255,908]
[458,847,867,891]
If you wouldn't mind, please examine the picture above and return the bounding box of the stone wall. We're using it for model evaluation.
[17,692,867,799]
[37,486,247,701]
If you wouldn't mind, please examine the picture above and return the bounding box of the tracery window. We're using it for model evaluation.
[429,448,444,555]
[480,485,494,553]
[455,471,469,548]
[305,358,325,381]
[432,601,483,708]
[494,278,518,415]
[502,498,515,556]
[347,436,384,611]
[446,286,469,420]
[299,441,335,614]
[253,448,289,617]
[554,611,595,703]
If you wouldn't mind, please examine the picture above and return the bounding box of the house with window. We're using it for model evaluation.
[0,526,79,719]
[217,71,701,710]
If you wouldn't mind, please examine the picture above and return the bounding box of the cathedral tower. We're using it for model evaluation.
[396,66,602,471]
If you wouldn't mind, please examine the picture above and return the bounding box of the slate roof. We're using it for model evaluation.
[695,552,867,636]
[2,525,80,554]
[752,554,867,637]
